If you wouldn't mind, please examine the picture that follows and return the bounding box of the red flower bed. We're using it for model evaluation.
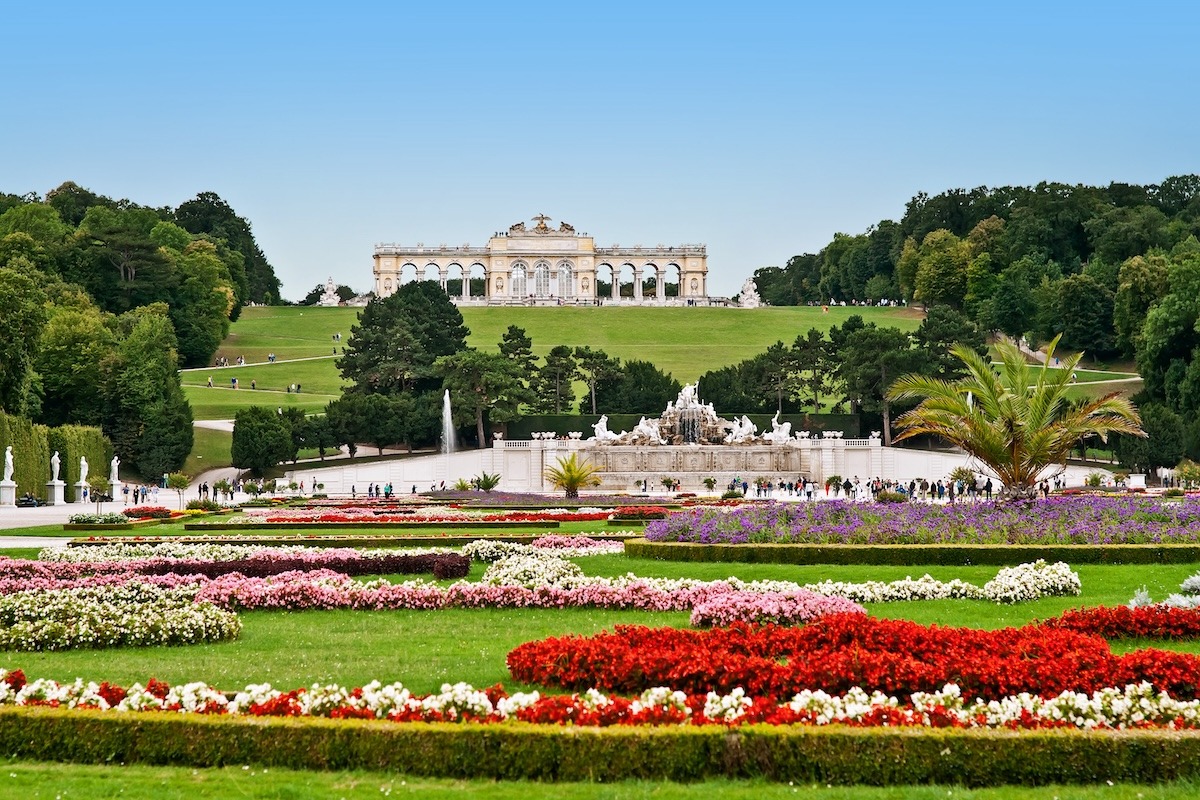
[1044,605,1200,639]
[507,614,1200,701]
[612,506,670,520]
[122,506,172,520]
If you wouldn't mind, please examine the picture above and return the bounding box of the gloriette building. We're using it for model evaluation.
[373,215,710,305]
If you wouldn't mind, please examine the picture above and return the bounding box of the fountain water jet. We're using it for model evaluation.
[442,390,456,455]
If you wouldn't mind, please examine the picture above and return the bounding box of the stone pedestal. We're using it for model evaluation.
[0,480,15,508]
[46,480,65,506]
[74,481,89,503]
[110,480,123,503]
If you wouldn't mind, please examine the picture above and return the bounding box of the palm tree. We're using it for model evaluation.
[886,335,1145,501]
[544,453,602,498]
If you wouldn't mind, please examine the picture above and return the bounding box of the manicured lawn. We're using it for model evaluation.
[4,761,1196,799]
[182,427,234,475]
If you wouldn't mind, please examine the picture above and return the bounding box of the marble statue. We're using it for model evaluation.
[763,411,793,444]
[79,456,89,485]
[2,447,12,482]
[50,451,60,482]
[591,415,623,443]
[109,455,120,484]
[631,416,666,444]
[737,278,761,309]
[724,415,759,444]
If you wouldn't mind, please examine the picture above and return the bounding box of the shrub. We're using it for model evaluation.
[122,507,172,520]
[875,489,907,503]
[1166,488,1185,498]
[721,490,743,500]
[186,499,223,512]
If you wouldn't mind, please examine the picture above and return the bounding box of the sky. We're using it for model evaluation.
[4,1,1199,300]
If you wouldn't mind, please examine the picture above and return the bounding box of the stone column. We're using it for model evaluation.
[0,481,14,508]
[74,481,89,503]
[462,270,469,301]
[656,268,666,300]
[46,480,65,506]
[611,271,619,301]
[633,269,643,301]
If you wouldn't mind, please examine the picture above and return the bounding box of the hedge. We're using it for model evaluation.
[0,412,111,502]
[624,539,1200,565]
[3,708,1200,784]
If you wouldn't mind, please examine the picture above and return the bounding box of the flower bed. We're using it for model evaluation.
[506,615,1200,701]
[4,668,1200,731]
[121,507,174,520]
[644,497,1200,545]
[610,506,670,521]
[0,585,239,650]
[1043,605,1200,640]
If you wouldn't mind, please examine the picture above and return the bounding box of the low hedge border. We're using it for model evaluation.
[624,539,1200,565]
[4,708,1200,784]
[182,521,562,531]
[67,533,639,548]
[62,519,163,532]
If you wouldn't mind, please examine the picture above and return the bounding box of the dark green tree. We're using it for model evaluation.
[792,328,837,412]
[232,406,294,476]
[1113,403,1185,477]
[436,351,528,447]
[913,305,987,381]
[532,345,578,414]
[175,191,280,304]
[836,324,926,444]
[574,346,621,414]
[0,267,47,414]
[591,360,681,414]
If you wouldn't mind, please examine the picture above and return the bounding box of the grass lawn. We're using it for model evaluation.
[182,427,233,475]
[4,761,1195,799]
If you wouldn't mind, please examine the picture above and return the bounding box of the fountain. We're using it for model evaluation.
[442,390,456,455]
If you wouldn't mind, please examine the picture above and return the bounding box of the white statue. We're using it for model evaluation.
[631,416,666,444]
[724,415,759,444]
[763,411,793,444]
[2,447,12,482]
[591,414,622,443]
[109,455,120,484]
[675,382,699,409]
[738,278,762,309]
[79,456,89,485]
[50,451,60,482]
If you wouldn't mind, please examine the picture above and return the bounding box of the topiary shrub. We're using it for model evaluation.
[875,489,908,504]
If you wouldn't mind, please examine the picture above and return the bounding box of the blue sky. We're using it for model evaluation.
[4,1,1198,300]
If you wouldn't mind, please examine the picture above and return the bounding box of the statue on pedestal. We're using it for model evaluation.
[2,447,12,482]
[109,455,120,485]
[79,456,89,485]
[50,451,60,482]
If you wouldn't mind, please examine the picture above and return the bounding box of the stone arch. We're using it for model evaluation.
[400,262,419,284]
[666,262,683,299]
[620,262,637,299]
[467,261,486,299]
[642,262,661,300]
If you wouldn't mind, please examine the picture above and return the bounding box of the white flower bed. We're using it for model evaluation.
[40,542,455,563]
[0,584,240,650]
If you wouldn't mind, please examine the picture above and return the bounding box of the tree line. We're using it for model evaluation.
[0,182,283,479]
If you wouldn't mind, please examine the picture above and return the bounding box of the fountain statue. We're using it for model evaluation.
[762,411,793,444]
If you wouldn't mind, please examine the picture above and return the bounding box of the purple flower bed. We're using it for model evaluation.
[643,497,1200,545]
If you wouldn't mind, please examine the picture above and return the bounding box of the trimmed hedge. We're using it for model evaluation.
[0,413,111,502]
[625,538,1200,565]
[3,708,1200,784]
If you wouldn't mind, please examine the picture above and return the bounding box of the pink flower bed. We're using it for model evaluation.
[250,508,610,523]
[192,570,866,617]
[690,590,866,627]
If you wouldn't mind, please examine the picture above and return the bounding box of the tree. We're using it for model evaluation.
[175,191,280,304]
[338,299,433,394]
[913,305,987,381]
[77,206,177,312]
[34,304,115,426]
[913,229,969,309]
[1113,403,1184,478]
[1052,273,1116,356]
[591,360,682,414]
[166,472,190,509]
[887,336,1146,501]
[574,346,620,414]
[544,453,601,498]
[532,345,578,414]
[435,351,528,447]
[168,240,235,367]
[836,324,925,443]
[792,328,836,412]
[231,406,294,476]
[498,325,536,374]
[1113,253,1170,357]
[0,267,47,414]
[757,341,796,413]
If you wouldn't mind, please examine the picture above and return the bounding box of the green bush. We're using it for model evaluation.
[875,489,908,503]
[186,499,223,512]
[4,708,1200,784]
[721,490,743,500]
[1165,488,1185,498]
